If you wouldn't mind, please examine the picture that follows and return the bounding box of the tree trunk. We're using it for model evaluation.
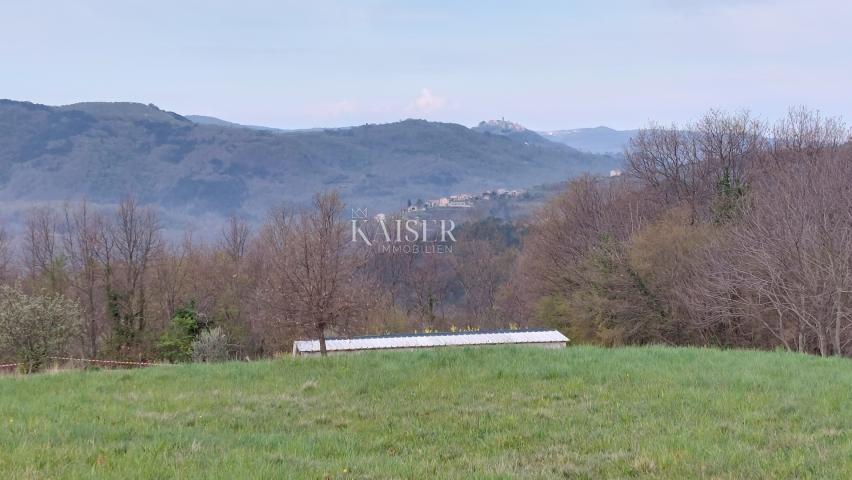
[796,318,805,353]
[834,296,843,357]
[817,329,829,357]
[317,324,327,357]
[88,288,98,358]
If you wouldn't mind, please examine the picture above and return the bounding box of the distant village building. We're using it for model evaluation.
[610,169,623,177]
[450,193,474,202]
[420,187,525,210]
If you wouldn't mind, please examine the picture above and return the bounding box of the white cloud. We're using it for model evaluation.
[410,88,446,113]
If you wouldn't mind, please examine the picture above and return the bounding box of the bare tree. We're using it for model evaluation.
[23,206,65,291]
[626,110,766,223]
[109,197,162,349]
[625,124,709,220]
[262,192,365,355]
[695,109,766,187]
[221,214,251,263]
[452,240,515,326]
[406,253,452,328]
[0,226,12,282]
[700,154,852,356]
[363,215,416,308]
[153,232,194,329]
[63,201,104,357]
[771,106,848,164]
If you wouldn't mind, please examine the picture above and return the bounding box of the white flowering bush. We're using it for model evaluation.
[0,285,82,373]
[191,327,229,363]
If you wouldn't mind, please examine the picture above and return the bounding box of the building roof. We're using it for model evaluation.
[293,328,569,354]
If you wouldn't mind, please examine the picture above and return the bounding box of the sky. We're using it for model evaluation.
[2,0,852,130]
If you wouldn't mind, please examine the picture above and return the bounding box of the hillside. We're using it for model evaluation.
[0,100,619,231]
[184,114,300,133]
[2,346,851,478]
[539,126,638,154]
[472,119,555,146]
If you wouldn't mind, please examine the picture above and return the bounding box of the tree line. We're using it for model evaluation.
[1,106,850,371]
[512,107,852,356]
[0,192,521,369]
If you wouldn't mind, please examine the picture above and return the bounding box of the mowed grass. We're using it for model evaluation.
[2,346,852,479]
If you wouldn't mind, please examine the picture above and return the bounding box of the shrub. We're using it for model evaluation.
[0,285,82,373]
[156,303,202,363]
[191,327,229,363]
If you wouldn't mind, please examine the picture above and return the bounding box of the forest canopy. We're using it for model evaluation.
[1,107,851,367]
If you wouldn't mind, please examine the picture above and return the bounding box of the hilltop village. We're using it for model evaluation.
[405,188,528,212]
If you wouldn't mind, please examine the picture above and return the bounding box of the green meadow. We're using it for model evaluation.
[2,346,851,479]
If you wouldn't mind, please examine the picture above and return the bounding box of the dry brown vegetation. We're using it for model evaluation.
[2,107,851,364]
[517,107,852,356]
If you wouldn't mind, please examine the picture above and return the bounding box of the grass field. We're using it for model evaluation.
[2,346,852,479]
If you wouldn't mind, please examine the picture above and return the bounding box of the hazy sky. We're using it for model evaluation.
[2,0,851,130]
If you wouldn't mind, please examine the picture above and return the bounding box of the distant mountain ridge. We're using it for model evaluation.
[538,126,638,154]
[186,114,269,129]
[184,114,317,133]
[472,119,638,154]
[0,100,621,232]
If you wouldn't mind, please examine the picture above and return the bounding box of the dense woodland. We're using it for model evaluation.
[2,107,851,370]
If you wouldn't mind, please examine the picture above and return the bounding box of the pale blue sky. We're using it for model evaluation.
[2,0,851,130]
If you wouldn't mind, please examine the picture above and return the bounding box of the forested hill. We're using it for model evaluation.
[0,100,620,228]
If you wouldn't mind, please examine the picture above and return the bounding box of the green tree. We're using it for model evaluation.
[156,303,204,363]
[712,168,747,223]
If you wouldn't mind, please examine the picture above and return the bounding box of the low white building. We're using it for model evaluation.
[450,193,474,202]
[292,329,569,356]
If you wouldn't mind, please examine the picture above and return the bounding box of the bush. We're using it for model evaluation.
[0,285,82,373]
[156,303,202,363]
[191,327,229,363]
